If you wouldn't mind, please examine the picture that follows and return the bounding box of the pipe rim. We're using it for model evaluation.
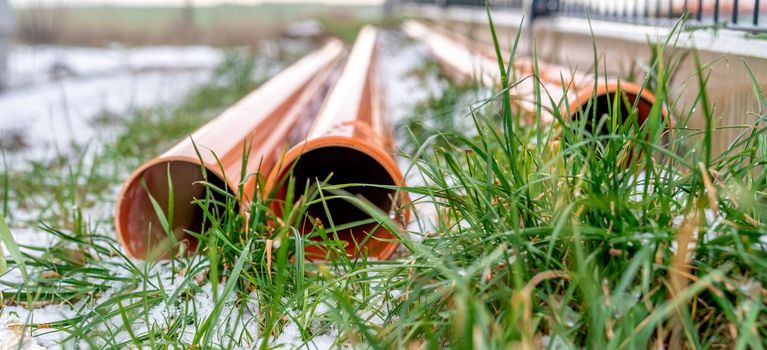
[265,136,410,260]
[115,156,231,259]
[567,81,668,123]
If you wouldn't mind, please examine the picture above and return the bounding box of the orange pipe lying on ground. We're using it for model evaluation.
[115,40,344,260]
[265,26,410,260]
[403,20,662,129]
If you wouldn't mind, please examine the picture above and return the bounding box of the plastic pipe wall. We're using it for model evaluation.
[265,26,410,261]
[115,40,344,260]
[403,20,661,128]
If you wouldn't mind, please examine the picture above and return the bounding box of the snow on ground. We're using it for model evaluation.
[5,45,222,89]
[378,30,442,130]
[0,45,226,167]
[0,254,353,348]
[0,315,46,350]
[0,38,340,348]
[378,29,445,239]
[0,44,223,348]
[0,40,311,167]
[0,69,215,164]
[0,33,423,349]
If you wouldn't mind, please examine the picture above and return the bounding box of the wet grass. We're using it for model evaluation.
[1,14,767,349]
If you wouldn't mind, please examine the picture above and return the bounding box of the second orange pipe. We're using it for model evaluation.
[265,26,410,261]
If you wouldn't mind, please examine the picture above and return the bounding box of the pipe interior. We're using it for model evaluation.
[572,91,654,136]
[279,146,397,250]
[118,160,230,259]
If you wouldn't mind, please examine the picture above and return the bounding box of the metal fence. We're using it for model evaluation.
[0,0,14,91]
[398,0,767,32]
[559,0,765,31]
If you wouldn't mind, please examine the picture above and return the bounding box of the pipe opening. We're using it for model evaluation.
[571,90,655,137]
[117,160,231,260]
[276,146,399,258]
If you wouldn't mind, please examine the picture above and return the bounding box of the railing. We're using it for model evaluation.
[559,0,765,31]
[397,0,767,32]
[0,0,14,90]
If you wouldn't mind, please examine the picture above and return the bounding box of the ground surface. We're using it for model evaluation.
[0,30,437,348]
[1,19,766,349]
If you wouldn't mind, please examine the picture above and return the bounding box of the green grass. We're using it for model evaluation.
[1,14,767,349]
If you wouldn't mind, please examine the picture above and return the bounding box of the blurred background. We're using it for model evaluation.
[4,0,383,49]
[0,0,387,162]
[1,0,765,161]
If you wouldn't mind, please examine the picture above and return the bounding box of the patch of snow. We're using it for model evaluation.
[378,30,442,127]
[274,321,342,350]
[0,45,234,169]
[0,68,214,166]
[632,232,655,247]
[0,315,46,350]
[285,20,324,38]
[672,214,684,227]
[4,225,57,252]
[5,45,222,89]
[541,334,576,350]
[668,209,723,248]
[1,256,260,348]
[377,29,445,238]
[703,210,724,243]
[0,33,427,349]
[0,42,301,169]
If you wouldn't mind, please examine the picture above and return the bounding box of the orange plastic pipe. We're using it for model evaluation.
[265,26,410,260]
[115,40,344,260]
[403,20,663,127]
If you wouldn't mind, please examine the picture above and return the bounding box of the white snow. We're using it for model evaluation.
[0,315,46,350]
[273,322,340,350]
[285,20,324,38]
[377,29,445,239]
[0,44,226,348]
[0,41,306,167]
[5,45,222,89]
[0,253,361,348]
[0,38,351,349]
[378,30,442,128]
[1,69,213,163]
[1,257,252,348]
[0,33,422,350]
[0,45,226,168]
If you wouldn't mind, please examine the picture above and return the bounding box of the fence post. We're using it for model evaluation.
[526,0,558,56]
[530,0,560,20]
[0,0,14,91]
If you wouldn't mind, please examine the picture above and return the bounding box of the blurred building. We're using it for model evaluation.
[0,0,13,91]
